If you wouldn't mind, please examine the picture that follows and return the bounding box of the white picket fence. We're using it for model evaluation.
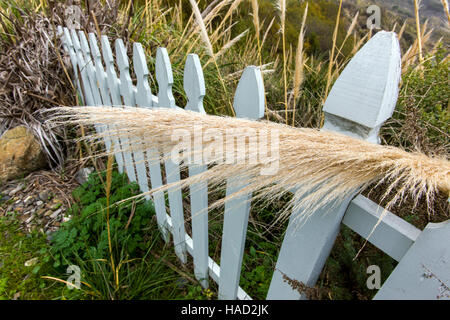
[58,26,450,300]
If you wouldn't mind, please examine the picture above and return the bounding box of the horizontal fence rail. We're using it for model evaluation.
[57,26,449,300]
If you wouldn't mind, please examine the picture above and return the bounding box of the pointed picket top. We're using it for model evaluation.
[133,42,153,108]
[101,35,122,106]
[156,47,175,108]
[62,27,75,52]
[69,29,95,106]
[57,26,66,50]
[70,29,82,55]
[78,31,91,62]
[61,27,78,72]
[323,31,401,129]
[78,31,103,106]
[233,66,265,120]
[115,39,136,107]
[89,33,112,106]
[184,54,206,114]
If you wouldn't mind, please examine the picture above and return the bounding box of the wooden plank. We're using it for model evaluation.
[130,42,153,201]
[342,195,421,262]
[184,54,209,287]
[101,35,126,174]
[374,220,450,300]
[69,29,95,106]
[323,31,401,142]
[156,47,187,263]
[267,31,402,300]
[146,148,170,242]
[133,43,153,108]
[87,33,115,157]
[131,44,170,241]
[78,31,106,143]
[218,66,265,300]
[114,39,138,183]
[78,31,103,106]
[59,27,82,101]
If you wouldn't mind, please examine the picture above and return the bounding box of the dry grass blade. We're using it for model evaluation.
[323,0,343,109]
[414,0,423,63]
[51,106,450,226]
[189,0,214,57]
[292,3,308,126]
[441,0,450,25]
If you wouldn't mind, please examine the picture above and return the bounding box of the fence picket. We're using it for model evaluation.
[218,66,265,300]
[87,33,115,157]
[114,39,139,184]
[100,35,126,174]
[133,43,154,108]
[58,27,82,101]
[69,29,95,106]
[266,31,402,299]
[157,47,187,263]
[78,31,103,106]
[129,42,154,200]
[132,44,170,242]
[184,54,209,287]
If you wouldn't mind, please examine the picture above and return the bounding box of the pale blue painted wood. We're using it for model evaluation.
[77,31,108,149]
[133,43,154,108]
[130,42,154,203]
[115,39,150,194]
[184,54,209,287]
[59,27,83,101]
[374,220,450,300]
[342,195,421,262]
[114,39,138,183]
[146,148,170,242]
[156,47,187,263]
[78,31,103,107]
[267,31,402,300]
[323,31,401,144]
[218,66,265,300]
[184,54,206,113]
[87,33,115,157]
[156,47,176,108]
[133,44,170,241]
[101,35,126,174]
[69,29,95,106]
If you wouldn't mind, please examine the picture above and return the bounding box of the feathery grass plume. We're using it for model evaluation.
[51,106,450,226]
[292,2,308,126]
[441,0,450,25]
[414,0,423,63]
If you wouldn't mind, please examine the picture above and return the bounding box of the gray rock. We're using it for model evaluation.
[75,167,94,185]
[8,183,24,196]
[36,200,44,207]
[38,190,50,201]
[0,194,11,202]
[25,214,35,224]
[50,208,62,219]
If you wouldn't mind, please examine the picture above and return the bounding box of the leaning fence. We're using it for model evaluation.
[58,26,450,300]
